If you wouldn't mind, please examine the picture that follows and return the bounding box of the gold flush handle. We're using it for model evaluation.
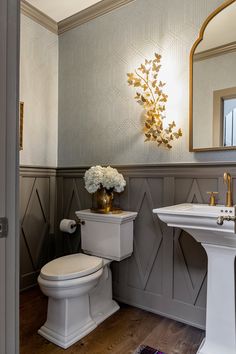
[207,192,218,206]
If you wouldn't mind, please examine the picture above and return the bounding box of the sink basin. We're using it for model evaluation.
[154,203,236,229]
[153,203,236,354]
[154,202,235,216]
[154,203,236,247]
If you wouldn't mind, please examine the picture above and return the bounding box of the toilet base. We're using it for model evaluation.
[38,292,98,349]
[90,261,120,325]
[38,318,97,349]
[38,299,120,349]
[92,300,120,325]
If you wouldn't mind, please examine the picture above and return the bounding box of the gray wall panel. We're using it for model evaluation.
[20,164,236,328]
[56,164,236,329]
[19,167,57,290]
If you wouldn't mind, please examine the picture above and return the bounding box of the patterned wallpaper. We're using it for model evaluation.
[58,0,236,167]
[20,15,58,167]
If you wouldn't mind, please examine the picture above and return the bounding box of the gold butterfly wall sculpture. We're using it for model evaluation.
[127,53,182,149]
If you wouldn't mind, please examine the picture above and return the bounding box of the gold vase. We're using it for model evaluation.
[93,188,113,213]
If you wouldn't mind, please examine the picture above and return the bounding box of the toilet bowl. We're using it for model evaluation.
[38,210,137,349]
[38,253,104,349]
[38,253,104,299]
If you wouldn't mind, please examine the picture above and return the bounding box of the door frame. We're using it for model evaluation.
[0,0,20,353]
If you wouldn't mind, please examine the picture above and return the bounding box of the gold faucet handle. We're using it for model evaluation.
[223,172,233,207]
[207,192,218,206]
[224,172,231,185]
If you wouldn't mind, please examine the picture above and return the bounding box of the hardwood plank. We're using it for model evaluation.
[143,317,204,354]
[20,287,204,354]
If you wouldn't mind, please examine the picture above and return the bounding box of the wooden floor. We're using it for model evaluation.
[20,287,204,354]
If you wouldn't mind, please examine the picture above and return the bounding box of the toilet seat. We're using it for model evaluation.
[40,253,103,281]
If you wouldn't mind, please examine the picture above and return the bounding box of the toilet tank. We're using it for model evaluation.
[75,210,137,261]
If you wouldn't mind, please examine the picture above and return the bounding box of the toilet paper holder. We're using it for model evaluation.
[74,217,85,227]
[69,218,85,231]
[60,217,85,234]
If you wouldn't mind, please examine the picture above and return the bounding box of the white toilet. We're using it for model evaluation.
[38,210,137,349]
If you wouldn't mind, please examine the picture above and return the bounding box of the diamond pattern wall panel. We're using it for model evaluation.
[128,178,164,292]
[58,177,92,255]
[20,169,56,290]
[22,165,235,328]
[173,179,207,307]
[57,166,230,328]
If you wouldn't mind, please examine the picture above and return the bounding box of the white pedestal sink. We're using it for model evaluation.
[153,203,236,354]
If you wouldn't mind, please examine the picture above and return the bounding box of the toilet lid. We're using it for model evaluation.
[40,253,103,281]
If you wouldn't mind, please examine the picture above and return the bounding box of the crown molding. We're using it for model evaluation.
[20,0,135,35]
[58,0,136,35]
[194,41,236,62]
[20,0,58,34]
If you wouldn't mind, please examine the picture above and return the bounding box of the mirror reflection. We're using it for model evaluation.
[190,0,236,151]
[224,97,236,146]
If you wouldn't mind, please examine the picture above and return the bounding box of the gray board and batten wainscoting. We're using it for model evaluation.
[20,163,236,329]
[20,167,57,290]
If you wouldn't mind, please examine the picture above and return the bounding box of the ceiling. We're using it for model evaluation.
[27,0,103,22]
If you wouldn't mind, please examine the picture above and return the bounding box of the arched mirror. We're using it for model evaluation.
[189,0,236,151]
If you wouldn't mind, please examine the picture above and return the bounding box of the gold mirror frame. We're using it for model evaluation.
[189,0,236,152]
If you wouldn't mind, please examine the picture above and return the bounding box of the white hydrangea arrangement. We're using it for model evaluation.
[84,166,126,194]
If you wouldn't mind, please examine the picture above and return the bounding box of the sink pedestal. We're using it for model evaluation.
[197,242,236,354]
[153,204,236,354]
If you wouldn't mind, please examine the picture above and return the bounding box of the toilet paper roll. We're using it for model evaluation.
[60,219,77,234]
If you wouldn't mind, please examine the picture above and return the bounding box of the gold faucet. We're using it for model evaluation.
[223,172,233,207]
